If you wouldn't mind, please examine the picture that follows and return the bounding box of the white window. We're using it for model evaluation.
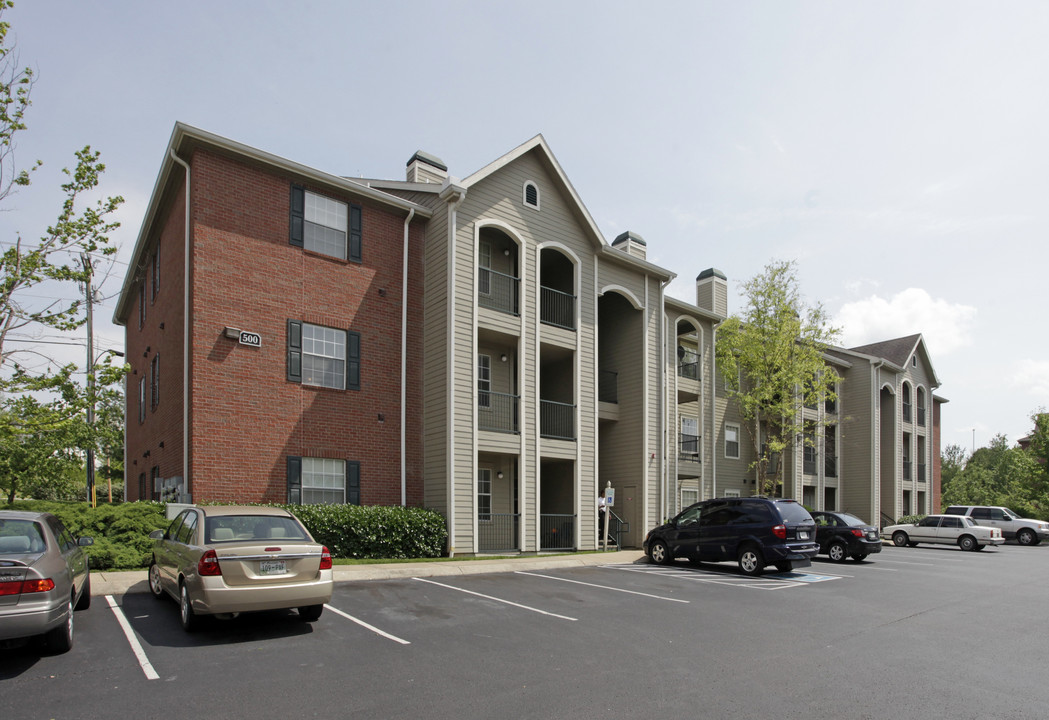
[304,192,349,259]
[479,241,492,295]
[681,488,699,509]
[478,468,492,517]
[725,423,740,459]
[303,324,347,389]
[302,457,346,505]
[478,354,491,408]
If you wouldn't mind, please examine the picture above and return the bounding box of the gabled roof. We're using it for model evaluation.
[846,333,941,388]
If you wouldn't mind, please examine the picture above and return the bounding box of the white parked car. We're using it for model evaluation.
[885,514,1004,551]
[943,506,1049,546]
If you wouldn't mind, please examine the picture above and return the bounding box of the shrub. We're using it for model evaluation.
[275,504,447,559]
[4,499,169,570]
[896,514,925,525]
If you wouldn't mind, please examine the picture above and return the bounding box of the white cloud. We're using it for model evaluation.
[1010,359,1049,404]
[835,288,977,354]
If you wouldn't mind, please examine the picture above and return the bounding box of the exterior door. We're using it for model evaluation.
[620,484,639,548]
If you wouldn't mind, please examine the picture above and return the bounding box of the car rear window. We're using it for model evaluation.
[0,519,47,554]
[772,501,814,524]
[205,515,309,543]
[944,507,966,515]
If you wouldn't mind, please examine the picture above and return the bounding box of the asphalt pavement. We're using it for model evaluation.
[90,549,648,595]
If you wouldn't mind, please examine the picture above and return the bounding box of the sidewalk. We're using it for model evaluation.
[90,549,649,596]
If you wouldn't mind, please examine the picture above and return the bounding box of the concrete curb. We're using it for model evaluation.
[90,550,649,596]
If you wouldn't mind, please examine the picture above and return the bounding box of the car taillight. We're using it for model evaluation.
[0,578,55,596]
[198,549,222,576]
[851,529,864,537]
[319,546,332,570]
[772,525,787,539]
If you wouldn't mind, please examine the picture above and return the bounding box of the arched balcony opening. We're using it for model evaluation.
[478,227,520,316]
[539,248,575,330]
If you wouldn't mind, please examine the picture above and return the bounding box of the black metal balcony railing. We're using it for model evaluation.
[917,407,926,426]
[825,455,838,478]
[540,514,576,550]
[803,457,817,475]
[478,267,520,316]
[903,403,912,423]
[540,399,576,440]
[540,285,575,330]
[825,398,837,414]
[679,434,700,462]
[918,462,926,483]
[599,370,618,403]
[677,350,699,381]
[903,460,912,481]
[478,513,519,553]
[478,391,519,434]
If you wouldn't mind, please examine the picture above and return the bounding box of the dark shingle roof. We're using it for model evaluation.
[849,333,922,367]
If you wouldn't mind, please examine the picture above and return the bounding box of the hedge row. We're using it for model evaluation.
[4,500,448,568]
[277,503,447,560]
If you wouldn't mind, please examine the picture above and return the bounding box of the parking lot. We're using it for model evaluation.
[3,542,1049,719]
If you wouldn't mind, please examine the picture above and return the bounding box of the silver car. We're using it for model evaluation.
[885,514,1005,551]
[0,510,93,653]
[148,506,333,631]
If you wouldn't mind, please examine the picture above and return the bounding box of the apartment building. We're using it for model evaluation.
[115,123,943,555]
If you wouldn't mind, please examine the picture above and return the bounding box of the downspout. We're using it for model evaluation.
[168,148,191,500]
[440,182,466,556]
[658,280,668,521]
[871,360,884,523]
[400,208,415,506]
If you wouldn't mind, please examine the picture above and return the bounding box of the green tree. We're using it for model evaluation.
[0,0,124,503]
[715,260,842,495]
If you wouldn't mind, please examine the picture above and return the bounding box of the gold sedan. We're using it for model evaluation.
[148,506,333,631]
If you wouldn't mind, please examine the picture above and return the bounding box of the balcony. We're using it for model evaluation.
[540,514,576,550]
[677,349,699,381]
[478,513,519,552]
[903,402,912,423]
[803,457,817,475]
[917,407,926,426]
[540,400,575,440]
[679,433,700,463]
[825,455,838,478]
[903,460,912,481]
[478,391,519,434]
[540,285,575,330]
[479,268,520,316]
[918,462,926,483]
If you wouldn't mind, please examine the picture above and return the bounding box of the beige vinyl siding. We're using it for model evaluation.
[838,361,875,523]
[422,205,450,517]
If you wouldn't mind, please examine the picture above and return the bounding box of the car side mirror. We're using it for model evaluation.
[78,536,94,547]
[149,529,164,540]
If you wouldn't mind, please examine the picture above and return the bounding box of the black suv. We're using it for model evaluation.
[644,497,818,575]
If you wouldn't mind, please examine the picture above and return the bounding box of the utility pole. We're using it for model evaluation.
[83,254,95,507]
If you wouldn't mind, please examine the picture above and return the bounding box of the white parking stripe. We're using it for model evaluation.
[413,577,578,621]
[515,571,690,603]
[105,595,159,680]
[324,604,410,645]
[607,564,804,590]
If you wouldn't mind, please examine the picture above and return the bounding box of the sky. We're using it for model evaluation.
[2,0,1047,452]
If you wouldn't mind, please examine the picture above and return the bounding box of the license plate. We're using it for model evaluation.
[868,532,877,540]
[259,559,286,576]
[798,531,809,540]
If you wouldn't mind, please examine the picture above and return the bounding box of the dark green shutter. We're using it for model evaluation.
[287,456,302,504]
[287,320,302,382]
[348,203,362,262]
[346,461,360,505]
[346,330,360,390]
[290,186,305,247]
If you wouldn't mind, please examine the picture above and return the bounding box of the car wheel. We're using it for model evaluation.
[892,531,909,547]
[148,561,165,600]
[179,583,200,632]
[827,541,848,563]
[45,598,74,654]
[74,573,91,611]
[649,539,672,566]
[299,605,324,622]
[958,535,977,552]
[850,554,868,561]
[1017,528,1037,546]
[737,545,765,576]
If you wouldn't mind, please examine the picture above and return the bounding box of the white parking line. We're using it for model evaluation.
[607,564,804,590]
[413,577,578,620]
[515,571,690,603]
[105,595,159,680]
[324,604,410,645]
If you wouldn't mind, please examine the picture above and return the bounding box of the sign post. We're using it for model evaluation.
[602,482,615,552]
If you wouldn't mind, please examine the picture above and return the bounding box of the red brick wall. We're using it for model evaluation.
[127,148,424,507]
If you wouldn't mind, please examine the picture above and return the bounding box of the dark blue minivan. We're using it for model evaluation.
[644,497,818,575]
